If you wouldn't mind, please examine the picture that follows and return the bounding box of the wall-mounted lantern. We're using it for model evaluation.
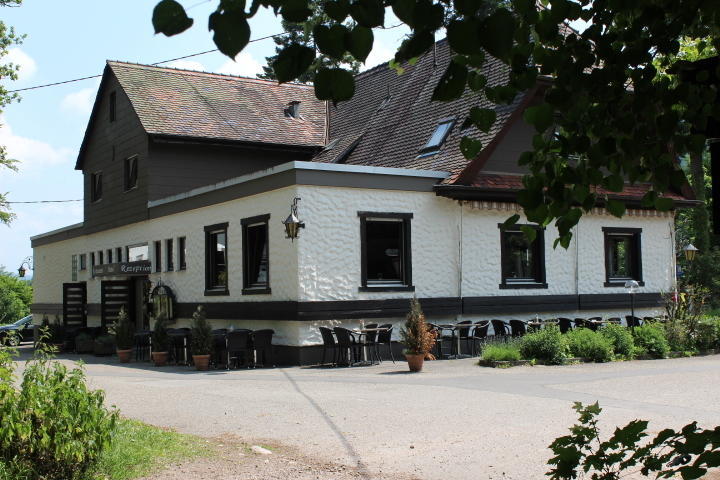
[684,243,699,262]
[282,197,305,241]
[17,256,33,278]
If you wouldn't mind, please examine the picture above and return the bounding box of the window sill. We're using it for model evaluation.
[204,288,229,296]
[604,280,645,288]
[123,186,138,193]
[242,287,271,295]
[498,282,548,289]
[359,285,415,292]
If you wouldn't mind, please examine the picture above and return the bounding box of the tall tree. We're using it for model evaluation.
[0,0,24,225]
[152,0,720,246]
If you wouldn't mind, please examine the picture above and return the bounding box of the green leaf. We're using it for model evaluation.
[460,136,483,159]
[447,19,481,56]
[391,0,414,26]
[454,0,482,16]
[272,44,316,83]
[432,61,468,101]
[603,174,624,193]
[323,0,350,21]
[479,8,516,61]
[208,10,250,59]
[654,197,674,211]
[314,24,348,60]
[153,0,193,36]
[523,103,554,132]
[501,214,520,229]
[314,68,355,102]
[280,0,313,22]
[468,107,496,132]
[395,30,435,63]
[606,199,626,218]
[347,25,373,62]
[350,0,384,28]
[467,71,487,91]
[520,225,537,243]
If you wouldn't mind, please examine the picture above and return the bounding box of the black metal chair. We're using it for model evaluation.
[377,324,395,363]
[252,329,275,367]
[626,316,643,328]
[558,317,573,334]
[471,321,490,356]
[574,318,587,328]
[586,316,602,331]
[319,327,338,366]
[454,320,473,355]
[361,323,381,364]
[607,317,622,325]
[133,331,151,361]
[490,320,510,342]
[226,329,253,369]
[427,323,448,359]
[509,319,527,337]
[333,327,359,366]
[211,329,228,368]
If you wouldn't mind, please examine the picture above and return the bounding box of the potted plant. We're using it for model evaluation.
[190,306,212,370]
[111,306,134,363]
[75,331,95,354]
[400,297,435,372]
[93,334,116,356]
[48,316,66,352]
[151,313,170,366]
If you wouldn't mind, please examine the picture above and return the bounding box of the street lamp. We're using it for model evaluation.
[625,279,639,331]
[684,244,699,262]
[17,256,33,278]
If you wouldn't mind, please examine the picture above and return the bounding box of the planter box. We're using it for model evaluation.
[478,359,532,368]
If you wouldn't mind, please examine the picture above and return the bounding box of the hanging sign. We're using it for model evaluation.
[93,260,152,277]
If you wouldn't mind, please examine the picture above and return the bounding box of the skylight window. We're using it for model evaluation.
[421,119,455,153]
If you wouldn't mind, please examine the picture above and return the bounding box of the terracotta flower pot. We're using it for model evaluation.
[117,349,132,363]
[405,353,425,372]
[193,354,211,371]
[151,351,169,367]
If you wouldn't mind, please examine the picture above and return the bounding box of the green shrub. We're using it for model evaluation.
[565,328,613,362]
[695,317,720,350]
[520,326,567,365]
[481,342,522,362]
[151,314,170,353]
[632,324,670,358]
[0,341,118,479]
[600,324,635,358]
[111,305,135,350]
[663,318,691,352]
[190,306,213,355]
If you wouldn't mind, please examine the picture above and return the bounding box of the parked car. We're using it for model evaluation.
[0,315,35,346]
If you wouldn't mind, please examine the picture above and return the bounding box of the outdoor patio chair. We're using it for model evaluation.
[319,326,338,366]
[333,327,359,366]
[586,317,602,331]
[211,330,228,368]
[509,320,527,337]
[558,318,573,334]
[252,329,275,368]
[361,323,381,364]
[490,320,510,342]
[426,323,447,359]
[643,316,659,323]
[626,316,643,328]
[454,320,473,355]
[574,318,587,328]
[226,329,253,369]
[471,321,490,356]
[133,331,151,361]
[167,329,190,365]
[607,317,622,325]
[377,324,395,363]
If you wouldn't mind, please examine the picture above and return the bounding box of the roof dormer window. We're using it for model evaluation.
[285,101,301,118]
[420,118,455,154]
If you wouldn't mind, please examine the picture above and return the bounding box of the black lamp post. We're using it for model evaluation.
[17,256,33,278]
[282,197,305,241]
[624,279,639,331]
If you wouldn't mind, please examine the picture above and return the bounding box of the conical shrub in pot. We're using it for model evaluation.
[190,306,212,370]
[400,297,434,372]
[111,305,134,363]
[151,313,170,366]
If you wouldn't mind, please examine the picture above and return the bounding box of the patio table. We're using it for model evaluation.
[433,324,473,359]
[351,327,389,365]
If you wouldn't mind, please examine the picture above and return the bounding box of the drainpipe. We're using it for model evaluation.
[575,221,580,298]
[458,200,464,320]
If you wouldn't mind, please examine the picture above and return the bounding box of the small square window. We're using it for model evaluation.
[358,212,414,292]
[127,244,148,261]
[205,223,228,295]
[79,254,87,271]
[124,156,138,191]
[90,172,103,202]
[603,227,643,287]
[242,215,270,294]
[178,237,187,270]
[98,250,104,265]
[106,249,113,264]
[154,241,162,272]
[499,224,547,289]
[420,119,455,154]
[115,247,122,263]
[166,239,174,272]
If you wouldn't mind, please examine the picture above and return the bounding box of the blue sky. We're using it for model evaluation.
[0,1,409,275]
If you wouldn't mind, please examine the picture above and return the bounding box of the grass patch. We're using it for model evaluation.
[92,418,213,480]
[481,341,522,362]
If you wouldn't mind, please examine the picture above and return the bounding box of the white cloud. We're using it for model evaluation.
[6,48,37,80]
[165,59,206,71]
[364,42,395,70]
[0,116,74,169]
[60,87,96,115]
[216,51,263,77]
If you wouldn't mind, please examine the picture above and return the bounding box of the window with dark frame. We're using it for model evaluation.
[178,237,187,270]
[79,254,87,271]
[98,250,104,265]
[358,212,413,292]
[241,215,270,294]
[106,249,113,264]
[115,247,122,263]
[71,255,78,282]
[499,224,547,289]
[603,227,643,286]
[124,155,138,191]
[127,244,148,261]
[166,239,174,271]
[419,119,455,155]
[204,223,228,294]
[109,91,116,122]
[154,241,162,272]
[90,252,95,274]
[90,172,103,202]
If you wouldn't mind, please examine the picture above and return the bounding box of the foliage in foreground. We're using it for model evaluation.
[0,336,118,479]
[0,268,32,324]
[519,326,567,365]
[548,402,720,480]
[481,341,522,362]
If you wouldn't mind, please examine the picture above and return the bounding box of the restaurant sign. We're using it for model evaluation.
[93,260,152,277]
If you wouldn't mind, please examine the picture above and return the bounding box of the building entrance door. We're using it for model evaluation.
[62,282,87,328]
[132,276,150,331]
[100,280,133,328]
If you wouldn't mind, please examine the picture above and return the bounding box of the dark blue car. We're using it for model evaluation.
[0,315,34,346]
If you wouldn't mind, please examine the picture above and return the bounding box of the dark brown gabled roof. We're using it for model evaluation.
[109,61,326,147]
[312,40,523,175]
